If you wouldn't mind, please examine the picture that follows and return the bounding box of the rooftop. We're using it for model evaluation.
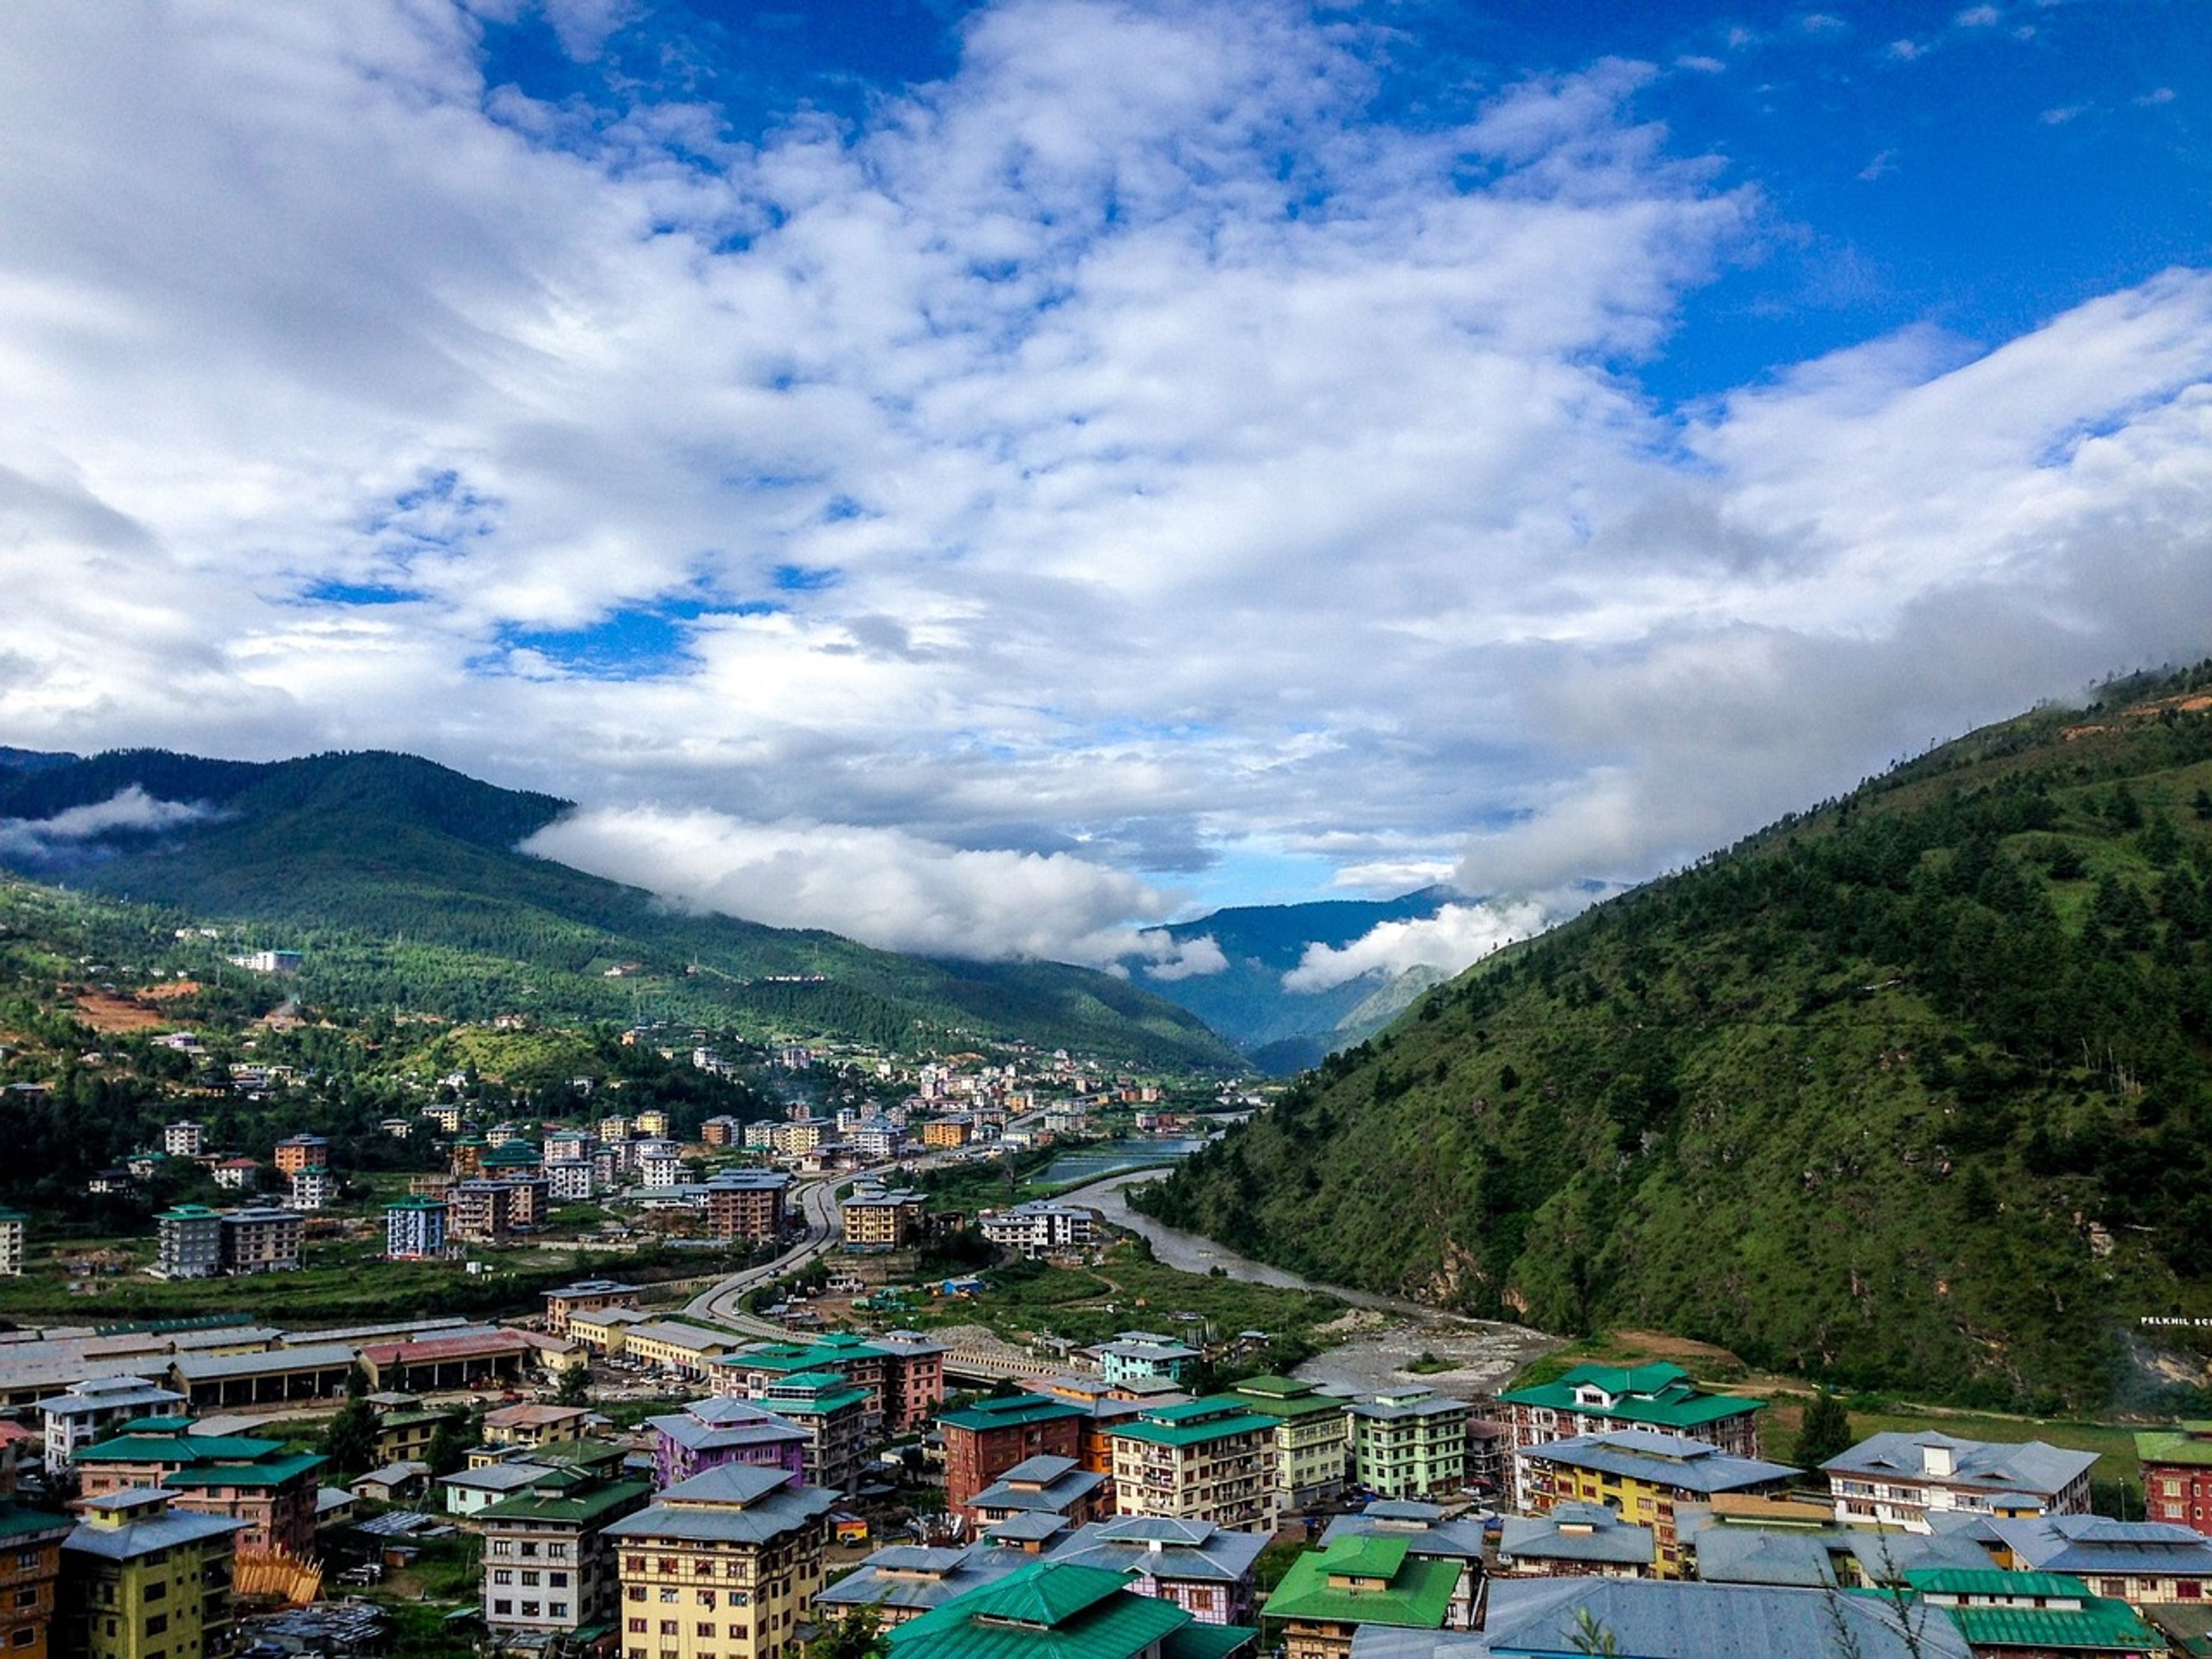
[1824,1431,2101,1497]
[1263,1535,1460,1631]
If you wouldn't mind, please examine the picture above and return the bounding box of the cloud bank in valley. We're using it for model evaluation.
[0,1,2205,966]
[0,788,217,861]
[1283,899,1557,993]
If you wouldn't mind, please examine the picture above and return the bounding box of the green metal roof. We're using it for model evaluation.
[1160,1624,1256,1659]
[0,1505,71,1544]
[1907,1569,2091,1599]
[886,1560,1195,1659]
[163,1452,327,1488]
[1109,1408,1277,1450]
[1498,1362,1762,1428]
[1261,1537,1460,1631]
[940,1395,1087,1433]
[2138,1429,2212,1469]
[1934,1599,2162,1653]
[475,1478,652,1527]
[77,1433,285,1463]
[765,1385,872,1416]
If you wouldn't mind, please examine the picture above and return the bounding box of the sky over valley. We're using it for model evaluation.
[2,0,2210,979]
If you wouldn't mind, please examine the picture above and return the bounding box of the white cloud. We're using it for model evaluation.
[523,805,1181,966]
[1139,933,1229,982]
[0,0,2202,959]
[1283,900,1555,993]
[1955,5,2000,25]
[0,787,218,859]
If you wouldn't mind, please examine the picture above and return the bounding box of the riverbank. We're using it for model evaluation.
[1074,1166,1559,1390]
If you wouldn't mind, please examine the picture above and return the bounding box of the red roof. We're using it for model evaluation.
[361,1331,534,1366]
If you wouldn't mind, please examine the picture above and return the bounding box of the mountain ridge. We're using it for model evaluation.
[1136,664,2212,1410]
[0,747,1241,1069]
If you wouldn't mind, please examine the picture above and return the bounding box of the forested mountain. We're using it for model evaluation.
[1138,667,2212,1411]
[0,749,1240,1068]
[1130,887,1460,1071]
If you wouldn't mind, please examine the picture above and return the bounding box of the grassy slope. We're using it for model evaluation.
[0,750,1239,1069]
[1141,669,2212,1411]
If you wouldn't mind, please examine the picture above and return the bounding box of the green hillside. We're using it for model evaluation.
[1137,666,2212,1411]
[0,749,1240,1069]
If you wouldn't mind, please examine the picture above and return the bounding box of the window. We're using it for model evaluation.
[11,1554,35,1572]
[629,1620,647,1634]
[521,1603,540,1618]
[143,1616,168,1638]
[626,1557,646,1574]
[660,1590,678,1604]
[522,1571,540,1587]
[660,1620,679,1636]
[521,1543,540,1558]
[627,1588,645,1603]
[550,1604,567,1619]
[143,1582,166,1603]
[493,1571,513,1586]
[494,1601,512,1616]
[491,1541,514,1557]
[13,1589,34,1608]
[12,1628,35,1647]
[551,1573,569,1588]
[696,1623,717,1638]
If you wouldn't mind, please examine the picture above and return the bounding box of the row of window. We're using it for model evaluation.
[488,1600,569,1619]
[490,1570,570,1587]
[626,1618,752,1638]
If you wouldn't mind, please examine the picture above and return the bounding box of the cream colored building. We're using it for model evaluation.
[1107,1397,1280,1532]
[605,1465,836,1659]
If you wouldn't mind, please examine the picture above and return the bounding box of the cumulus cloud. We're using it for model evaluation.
[0,787,217,859]
[1138,933,1229,982]
[0,0,2203,953]
[1282,900,1555,994]
[524,805,1181,967]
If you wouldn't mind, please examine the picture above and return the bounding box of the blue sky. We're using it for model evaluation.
[0,0,2209,982]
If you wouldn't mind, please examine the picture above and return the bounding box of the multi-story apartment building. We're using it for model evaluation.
[918,1118,971,1150]
[604,1465,837,1659]
[218,1207,304,1275]
[699,1116,741,1147]
[838,1186,927,1252]
[59,1490,241,1659]
[545,1158,595,1202]
[1516,1430,1799,1577]
[939,1395,1089,1512]
[0,1502,73,1659]
[384,1195,449,1260]
[544,1128,594,1164]
[421,1101,463,1133]
[477,1472,652,1642]
[703,1171,789,1243]
[1089,1333,1199,1389]
[719,1334,945,1436]
[504,1176,550,1229]
[160,1122,204,1158]
[2140,1423,2212,1536]
[1231,1376,1351,1509]
[77,1430,327,1560]
[35,1378,186,1471]
[633,1109,671,1140]
[1107,1397,1279,1532]
[635,1141,684,1189]
[1498,1363,1763,1500]
[1822,1433,2098,1532]
[210,1158,257,1191]
[448,1179,514,1243]
[754,1375,876,1495]
[544,1279,642,1336]
[0,1207,24,1278]
[1350,1387,1469,1502]
[976,1200,1099,1260]
[449,1137,488,1180]
[152,1205,223,1281]
[645,1399,810,1490]
[271,1134,328,1176]
[287,1167,334,1211]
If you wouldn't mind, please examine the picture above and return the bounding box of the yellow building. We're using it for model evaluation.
[919,1119,971,1150]
[634,1110,672,1139]
[569,1308,653,1356]
[605,1465,836,1659]
[838,1187,927,1252]
[1107,1397,1280,1532]
[1232,1376,1352,1508]
[60,1489,241,1659]
[1515,1431,1799,1577]
[483,1404,594,1450]
[621,1321,736,1380]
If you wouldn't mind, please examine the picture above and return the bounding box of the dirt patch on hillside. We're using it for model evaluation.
[70,990,175,1033]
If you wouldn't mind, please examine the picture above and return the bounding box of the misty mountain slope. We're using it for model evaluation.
[0,748,1241,1067]
[1133,887,1460,1071]
[1138,666,2212,1409]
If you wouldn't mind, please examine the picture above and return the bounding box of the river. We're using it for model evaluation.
[1073,1168,1558,1393]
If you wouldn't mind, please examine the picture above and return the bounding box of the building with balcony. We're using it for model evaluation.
[978,1202,1099,1261]
[644,1398,809,1490]
[1349,1387,1469,1502]
[1499,1363,1764,1503]
[604,1465,837,1659]
[1106,1397,1279,1532]
[545,1280,642,1336]
[1822,1432,2098,1532]
[151,1205,223,1281]
[271,1135,328,1176]
[1514,1430,1800,1578]
[76,1430,327,1560]
[36,1378,187,1470]
[477,1471,652,1643]
[1229,1376,1350,1509]
[0,1207,24,1278]
[703,1171,789,1243]
[60,1490,241,1659]
[384,1195,449,1260]
[940,1395,1088,1513]
[218,1207,304,1275]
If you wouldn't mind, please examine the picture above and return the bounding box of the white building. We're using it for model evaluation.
[162,1121,206,1158]
[0,1207,23,1277]
[978,1200,1099,1260]
[635,1141,684,1188]
[290,1167,335,1211]
[544,1158,595,1202]
[387,1195,449,1260]
[37,1374,187,1467]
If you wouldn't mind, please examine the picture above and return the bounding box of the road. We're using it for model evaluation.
[683,1165,874,1336]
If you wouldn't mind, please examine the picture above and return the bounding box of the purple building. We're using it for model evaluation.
[643,1396,810,1490]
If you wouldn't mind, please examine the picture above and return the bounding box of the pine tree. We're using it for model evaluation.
[1797,1389,1854,1471]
